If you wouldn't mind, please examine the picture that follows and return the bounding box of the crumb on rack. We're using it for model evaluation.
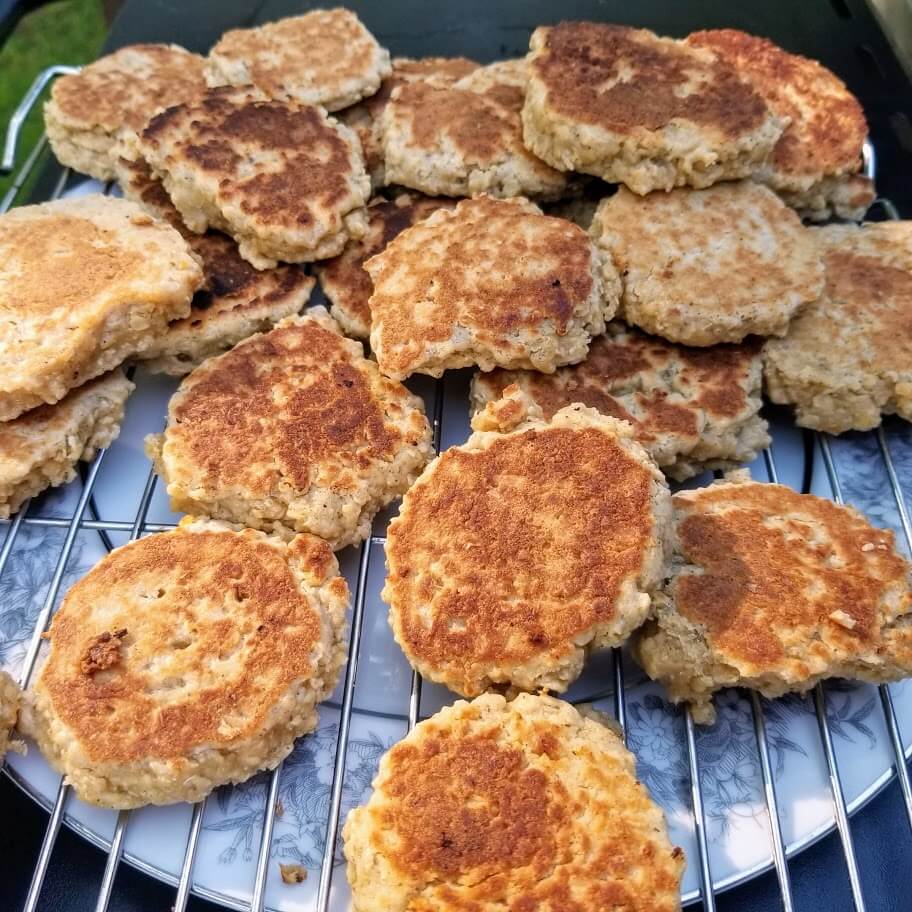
[279,863,307,884]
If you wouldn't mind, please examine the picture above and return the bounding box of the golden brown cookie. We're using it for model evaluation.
[384,389,671,696]
[21,520,349,807]
[146,307,433,549]
[343,693,684,912]
[522,22,784,194]
[634,479,912,723]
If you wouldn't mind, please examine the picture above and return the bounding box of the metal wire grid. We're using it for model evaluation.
[0,67,910,912]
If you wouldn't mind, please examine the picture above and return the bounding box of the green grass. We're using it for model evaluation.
[0,0,106,199]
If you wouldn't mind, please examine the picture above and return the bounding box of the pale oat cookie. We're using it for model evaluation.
[44,44,207,181]
[378,75,569,199]
[366,195,618,380]
[0,195,202,422]
[315,193,456,339]
[687,29,873,221]
[384,388,671,697]
[764,221,912,433]
[205,9,390,112]
[634,479,912,724]
[522,22,784,195]
[591,181,824,346]
[146,308,432,549]
[338,56,479,188]
[0,370,134,518]
[21,520,349,808]
[471,323,769,481]
[129,86,370,268]
[0,670,23,761]
[343,693,684,912]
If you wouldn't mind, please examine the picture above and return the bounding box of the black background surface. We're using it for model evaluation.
[3,0,912,909]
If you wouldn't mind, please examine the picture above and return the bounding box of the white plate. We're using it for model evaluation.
[3,179,912,910]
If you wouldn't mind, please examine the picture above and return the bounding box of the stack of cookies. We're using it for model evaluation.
[2,9,911,908]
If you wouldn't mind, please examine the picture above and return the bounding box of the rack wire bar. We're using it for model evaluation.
[1,65,79,172]
[251,768,284,912]
[764,446,867,911]
[750,692,795,911]
[314,537,374,912]
[0,516,179,532]
[173,799,208,912]
[683,707,716,912]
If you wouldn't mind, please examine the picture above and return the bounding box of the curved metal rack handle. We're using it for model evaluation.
[1,64,79,173]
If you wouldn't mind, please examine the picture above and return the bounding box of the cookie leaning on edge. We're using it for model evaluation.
[315,193,457,339]
[146,307,433,550]
[44,43,207,181]
[384,387,671,697]
[20,519,349,808]
[126,86,370,268]
[205,9,391,111]
[0,370,134,519]
[338,55,480,188]
[633,478,912,724]
[471,323,770,482]
[591,181,824,346]
[522,22,784,194]
[0,195,202,422]
[343,692,684,912]
[366,195,619,380]
[764,221,912,433]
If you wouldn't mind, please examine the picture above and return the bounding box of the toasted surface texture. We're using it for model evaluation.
[0,195,202,422]
[147,307,432,549]
[634,480,912,724]
[0,670,22,761]
[591,182,824,346]
[523,22,783,194]
[384,389,671,696]
[338,55,479,187]
[472,323,769,481]
[44,44,207,181]
[0,371,134,518]
[21,520,348,808]
[205,9,390,112]
[343,692,684,912]
[687,29,873,220]
[315,193,456,339]
[764,221,912,433]
[130,86,370,268]
[366,196,618,380]
[378,78,569,200]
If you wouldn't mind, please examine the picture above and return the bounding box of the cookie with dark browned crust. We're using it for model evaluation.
[522,22,784,194]
[127,86,370,268]
[146,307,432,549]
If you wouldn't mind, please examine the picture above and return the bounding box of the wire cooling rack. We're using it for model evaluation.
[1,66,912,912]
